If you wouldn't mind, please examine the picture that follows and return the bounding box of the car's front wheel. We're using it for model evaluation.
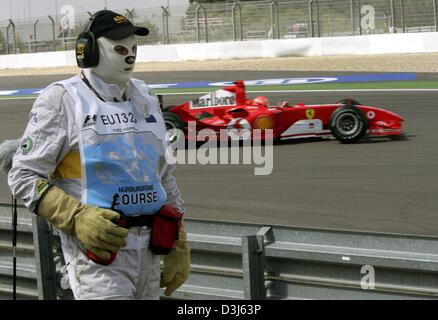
[329,106,368,143]
[337,98,361,106]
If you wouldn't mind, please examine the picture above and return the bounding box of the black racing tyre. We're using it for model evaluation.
[195,111,213,120]
[388,133,406,141]
[337,98,361,106]
[329,106,368,144]
[163,112,185,143]
[162,105,176,112]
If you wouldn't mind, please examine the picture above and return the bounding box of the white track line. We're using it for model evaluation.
[161,88,438,95]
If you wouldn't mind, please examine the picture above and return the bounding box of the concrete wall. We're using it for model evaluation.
[1,32,438,69]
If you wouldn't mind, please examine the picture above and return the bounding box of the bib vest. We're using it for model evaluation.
[57,75,168,216]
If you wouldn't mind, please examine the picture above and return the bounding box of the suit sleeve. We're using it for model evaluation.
[8,85,71,212]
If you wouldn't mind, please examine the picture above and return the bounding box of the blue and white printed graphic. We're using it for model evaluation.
[0,88,42,97]
[0,73,417,97]
[83,135,167,216]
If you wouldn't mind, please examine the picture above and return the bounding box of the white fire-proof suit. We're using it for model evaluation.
[8,69,185,299]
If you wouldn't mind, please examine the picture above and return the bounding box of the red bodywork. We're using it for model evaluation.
[166,80,404,141]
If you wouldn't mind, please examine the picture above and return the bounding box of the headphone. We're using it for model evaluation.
[75,13,101,68]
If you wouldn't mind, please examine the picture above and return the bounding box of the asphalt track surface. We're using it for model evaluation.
[0,71,437,236]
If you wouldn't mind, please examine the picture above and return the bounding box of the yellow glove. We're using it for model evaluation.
[36,182,128,260]
[160,221,190,296]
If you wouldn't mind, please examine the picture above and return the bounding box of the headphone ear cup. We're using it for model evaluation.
[75,32,99,68]
[88,32,99,68]
[75,33,89,68]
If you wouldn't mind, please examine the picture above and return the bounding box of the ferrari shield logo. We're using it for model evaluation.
[306,109,315,119]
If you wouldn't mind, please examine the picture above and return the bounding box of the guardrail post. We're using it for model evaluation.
[195,4,208,43]
[257,226,275,245]
[10,20,16,54]
[48,15,56,51]
[390,0,396,33]
[204,6,209,43]
[6,23,10,54]
[434,0,438,31]
[315,0,321,37]
[400,0,405,33]
[6,20,16,54]
[242,234,266,300]
[270,1,279,39]
[358,0,362,35]
[5,26,8,54]
[11,197,17,300]
[350,0,355,35]
[308,0,320,37]
[308,0,314,37]
[33,20,39,53]
[32,215,57,300]
[232,1,243,41]
[161,6,170,44]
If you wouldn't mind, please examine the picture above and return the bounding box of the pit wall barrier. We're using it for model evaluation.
[1,32,438,70]
[1,203,438,300]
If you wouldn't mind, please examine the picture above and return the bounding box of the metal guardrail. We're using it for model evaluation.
[1,0,438,55]
[0,202,438,300]
[0,203,36,299]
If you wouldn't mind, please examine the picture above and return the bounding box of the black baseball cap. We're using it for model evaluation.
[89,10,149,40]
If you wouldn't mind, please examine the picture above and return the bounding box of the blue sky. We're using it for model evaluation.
[0,0,188,22]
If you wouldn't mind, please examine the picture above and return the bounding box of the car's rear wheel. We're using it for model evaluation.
[163,112,185,143]
[329,106,368,144]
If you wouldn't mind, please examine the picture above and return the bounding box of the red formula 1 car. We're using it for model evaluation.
[162,80,404,143]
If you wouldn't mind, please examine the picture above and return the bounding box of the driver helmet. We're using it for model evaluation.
[253,96,269,107]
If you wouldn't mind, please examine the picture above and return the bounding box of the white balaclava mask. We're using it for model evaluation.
[92,34,137,92]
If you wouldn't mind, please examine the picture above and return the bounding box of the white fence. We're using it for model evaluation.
[2,0,438,55]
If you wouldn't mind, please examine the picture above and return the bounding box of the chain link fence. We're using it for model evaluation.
[0,0,437,55]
